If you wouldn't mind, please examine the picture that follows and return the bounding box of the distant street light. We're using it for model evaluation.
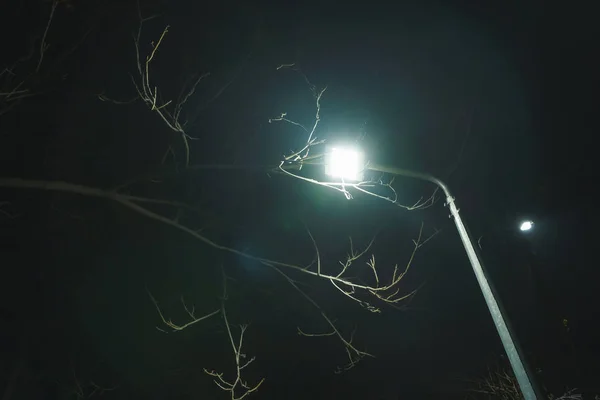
[324,146,541,400]
[520,220,534,232]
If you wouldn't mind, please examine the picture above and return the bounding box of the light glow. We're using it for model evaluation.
[325,147,365,181]
[519,220,534,232]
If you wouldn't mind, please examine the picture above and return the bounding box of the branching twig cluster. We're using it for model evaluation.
[148,273,264,399]
[0,66,31,116]
[1,0,91,117]
[308,222,439,314]
[203,303,265,400]
[270,64,326,169]
[0,0,60,116]
[271,221,438,372]
[550,391,583,400]
[270,64,326,163]
[468,367,583,400]
[62,369,118,400]
[470,368,522,400]
[0,179,432,307]
[98,2,209,167]
[272,265,373,373]
[147,289,220,333]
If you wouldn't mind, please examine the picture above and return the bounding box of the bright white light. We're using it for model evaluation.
[325,147,365,181]
[519,220,534,231]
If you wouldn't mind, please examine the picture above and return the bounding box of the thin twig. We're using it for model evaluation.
[146,287,220,333]
[203,278,264,399]
[36,0,59,72]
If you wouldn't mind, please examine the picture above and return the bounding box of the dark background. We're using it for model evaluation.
[1,0,597,398]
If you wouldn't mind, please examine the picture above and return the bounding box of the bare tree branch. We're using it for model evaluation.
[467,365,584,400]
[1,0,90,116]
[99,2,210,167]
[60,368,118,400]
[203,272,265,400]
[269,265,373,373]
[270,63,325,161]
[0,176,434,377]
[36,0,59,72]
[147,287,220,333]
[0,175,437,376]
[146,269,263,398]
[0,178,430,301]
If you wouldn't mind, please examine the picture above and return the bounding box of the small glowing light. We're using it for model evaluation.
[519,220,534,231]
[325,147,365,181]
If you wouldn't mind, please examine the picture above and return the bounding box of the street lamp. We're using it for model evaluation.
[324,146,541,400]
[520,220,534,232]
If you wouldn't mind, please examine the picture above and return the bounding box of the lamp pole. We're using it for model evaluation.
[367,163,542,400]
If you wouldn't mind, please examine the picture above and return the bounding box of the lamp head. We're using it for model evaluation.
[324,146,365,181]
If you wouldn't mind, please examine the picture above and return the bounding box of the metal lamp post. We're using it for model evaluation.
[324,146,542,400]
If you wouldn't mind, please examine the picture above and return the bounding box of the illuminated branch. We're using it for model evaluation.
[146,271,263,398]
[0,178,434,303]
[36,0,59,72]
[0,176,435,372]
[270,265,372,372]
[1,1,56,114]
[303,220,435,310]
[146,288,220,333]
[0,176,437,376]
[271,63,326,162]
[99,1,210,167]
[306,221,440,314]
[353,174,439,211]
[363,222,441,306]
[335,236,375,279]
[203,310,265,399]
[277,154,439,209]
[203,274,265,400]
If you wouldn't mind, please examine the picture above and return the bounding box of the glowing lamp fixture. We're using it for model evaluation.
[519,220,534,232]
[325,146,365,181]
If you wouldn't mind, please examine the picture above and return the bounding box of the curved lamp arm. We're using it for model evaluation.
[367,163,541,400]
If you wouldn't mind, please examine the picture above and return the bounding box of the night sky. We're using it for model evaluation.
[1,0,598,399]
